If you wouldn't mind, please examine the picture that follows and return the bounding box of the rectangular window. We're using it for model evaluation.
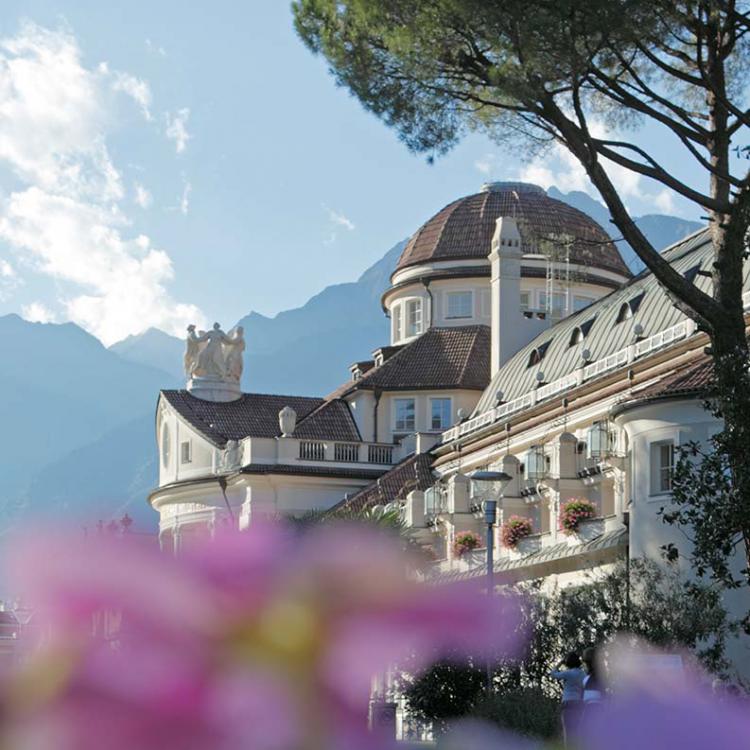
[406,299,422,337]
[430,398,452,430]
[520,291,532,310]
[650,440,674,495]
[574,296,593,312]
[394,398,416,432]
[538,291,566,314]
[445,291,473,319]
[392,304,402,341]
[180,440,192,464]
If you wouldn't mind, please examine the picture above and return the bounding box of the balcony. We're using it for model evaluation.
[294,440,397,466]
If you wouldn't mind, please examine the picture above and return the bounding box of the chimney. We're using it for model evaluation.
[489,217,549,376]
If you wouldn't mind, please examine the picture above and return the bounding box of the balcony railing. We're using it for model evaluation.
[442,319,696,444]
[299,441,325,461]
[334,443,359,462]
[295,440,396,465]
[368,444,394,465]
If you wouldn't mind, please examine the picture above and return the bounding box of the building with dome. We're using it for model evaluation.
[149,182,627,549]
[149,178,750,674]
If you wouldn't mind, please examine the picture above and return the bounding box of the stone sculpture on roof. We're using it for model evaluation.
[184,322,245,402]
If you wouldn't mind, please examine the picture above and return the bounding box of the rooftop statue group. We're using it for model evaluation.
[184,323,245,383]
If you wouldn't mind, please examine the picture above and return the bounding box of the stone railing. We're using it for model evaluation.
[295,440,396,466]
[442,320,695,443]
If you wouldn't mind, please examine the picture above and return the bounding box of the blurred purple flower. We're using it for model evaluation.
[575,638,750,750]
[2,523,523,750]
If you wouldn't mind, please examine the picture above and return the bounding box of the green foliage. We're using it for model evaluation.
[662,379,750,632]
[400,558,732,732]
[472,688,559,740]
[398,655,486,732]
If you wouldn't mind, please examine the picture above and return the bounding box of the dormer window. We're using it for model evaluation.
[527,340,550,368]
[616,302,632,323]
[180,440,192,464]
[569,317,596,347]
[617,292,645,323]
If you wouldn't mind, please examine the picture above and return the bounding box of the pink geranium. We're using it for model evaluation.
[500,516,533,549]
[1,523,523,750]
[559,499,597,535]
[453,530,482,558]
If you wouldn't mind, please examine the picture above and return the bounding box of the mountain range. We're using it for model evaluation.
[0,189,702,534]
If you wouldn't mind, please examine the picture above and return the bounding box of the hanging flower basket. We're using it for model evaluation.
[453,530,482,558]
[560,499,597,535]
[500,516,533,549]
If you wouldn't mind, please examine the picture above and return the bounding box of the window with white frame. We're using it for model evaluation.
[520,290,532,310]
[430,398,452,430]
[391,303,402,341]
[394,398,416,432]
[649,440,674,495]
[406,299,423,337]
[445,291,472,319]
[180,440,192,464]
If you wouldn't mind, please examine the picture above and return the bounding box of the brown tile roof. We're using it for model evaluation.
[161,391,359,446]
[335,326,490,396]
[331,452,435,513]
[634,355,714,400]
[292,399,361,441]
[396,183,630,278]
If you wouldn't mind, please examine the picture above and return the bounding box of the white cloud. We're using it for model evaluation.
[321,204,355,245]
[180,180,191,215]
[0,258,20,300]
[328,208,355,231]
[145,39,167,57]
[474,153,498,176]
[165,108,191,154]
[514,121,686,217]
[22,301,56,323]
[134,182,152,208]
[0,22,204,344]
[111,71,152,120]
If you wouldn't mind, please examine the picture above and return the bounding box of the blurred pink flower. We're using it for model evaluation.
[2,523,523,750]
[574,637,750,750]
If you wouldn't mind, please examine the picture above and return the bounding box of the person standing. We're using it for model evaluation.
[550,651,585,746]
[582,646,604,708]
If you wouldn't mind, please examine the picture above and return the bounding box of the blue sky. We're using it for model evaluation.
[0,1,704,345]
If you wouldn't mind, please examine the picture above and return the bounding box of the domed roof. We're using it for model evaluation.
[396,182,630,278]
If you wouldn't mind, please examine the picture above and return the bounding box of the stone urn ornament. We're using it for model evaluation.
[279,406,297,437]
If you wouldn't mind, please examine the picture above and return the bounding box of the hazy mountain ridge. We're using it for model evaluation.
[547,187,703,273]
[2,190,702,531]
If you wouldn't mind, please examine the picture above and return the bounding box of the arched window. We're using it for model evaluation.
[527,340,551,368]
[569,327,584,346]
[616,302,632,323]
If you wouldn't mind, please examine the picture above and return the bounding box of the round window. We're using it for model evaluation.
[161,423,171,468]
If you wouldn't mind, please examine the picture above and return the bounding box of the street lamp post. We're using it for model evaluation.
[470,470,512,695]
